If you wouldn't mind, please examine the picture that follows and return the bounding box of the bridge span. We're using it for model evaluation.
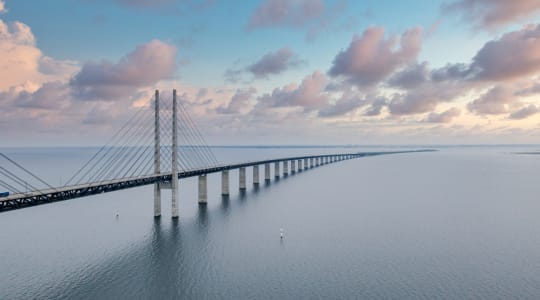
[0,90,434,216]
[0,150,432,213]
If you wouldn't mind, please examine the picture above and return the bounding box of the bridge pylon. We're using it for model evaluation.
[153,89,180,218]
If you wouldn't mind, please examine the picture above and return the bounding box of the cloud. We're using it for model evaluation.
[387,81,466,115]
[388,62,430,89]
[508,104,540,119]
[467,85,516,115]
[444,0,540,29]
[328,26,423,87]
[70,39,177,100]
[14,81,71,109]
[364,97,387,116]
[256,70,329,110]
[0,0,7,13]
[318,91,367,118]
[425,107,461,123]
[247,0,346,41]
[247,47,304,79]
[468,24,540,81]
[217,87,257,114]
[0,19,78,91]
[248,0,325,29]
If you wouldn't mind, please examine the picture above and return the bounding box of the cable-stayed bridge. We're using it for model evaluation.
[0,90,433,216]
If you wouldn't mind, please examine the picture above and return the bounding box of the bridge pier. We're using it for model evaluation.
[198,174,207,204]
[283,160,288,176]
[221,170,229,196]
[304,158,308,170]
[291,160,296,174]
[298,159,302,171]
[274,162,280,178]
[253,165,259,185]
[239,167,246,190]
[265,163,270,182]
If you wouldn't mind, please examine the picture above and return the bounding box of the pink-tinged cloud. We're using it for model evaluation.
[425,107,461,123]
[247,47,304,79]
[444,0,540,29]
[0,19,77,91]
[257,70,329,110]
[0,1,8,14]
[248,0,325,29]
[328,26,422,87]
[508,104,540,120]
[217,87,257,114]
[469,24,540,81]
[467,85,516,115]
[71,39,177,100]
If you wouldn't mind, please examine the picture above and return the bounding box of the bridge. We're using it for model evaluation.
[0,90,434,216]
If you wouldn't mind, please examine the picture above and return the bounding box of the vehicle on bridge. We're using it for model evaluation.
[0,192,9,197]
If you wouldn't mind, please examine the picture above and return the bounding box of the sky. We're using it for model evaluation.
[1,0,540,146]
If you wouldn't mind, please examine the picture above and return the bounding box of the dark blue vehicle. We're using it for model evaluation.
[0,192,9,197]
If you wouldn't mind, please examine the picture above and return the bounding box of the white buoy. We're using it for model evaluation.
[280,228,284,239]
[115,211,119,218]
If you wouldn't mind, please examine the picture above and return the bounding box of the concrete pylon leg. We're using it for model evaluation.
[265,163,270,181]
[275,162,280,178]
[239,167,246,190]
[154,183,161,217]
[171,89,179,219]
[253,165,259,185]
[283,160,288,176]
[198,174,207,204]
[221,170,229,196]
[291,160,296,173]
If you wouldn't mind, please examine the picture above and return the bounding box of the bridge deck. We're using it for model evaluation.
[0,150,434,212]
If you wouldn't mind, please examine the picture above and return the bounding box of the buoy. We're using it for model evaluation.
[280,228,284,239]
[115,211,119,218]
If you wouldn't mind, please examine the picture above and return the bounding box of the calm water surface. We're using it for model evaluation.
[2,146,540,299]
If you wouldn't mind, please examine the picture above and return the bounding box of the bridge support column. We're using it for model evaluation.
[291,160,296,174]
[153,90,161,217]
[304,158,308,170]
[283,160,288,176]
[298,159,302,171]
[198,174,207,204]
[221,170,229,196]
[253,165,259,185]
[265,163,270,182]
[171,89,179,219]
[274,162,280,178]
[239,167,246,190]
[310,158,313,168]
[316,157,319,166]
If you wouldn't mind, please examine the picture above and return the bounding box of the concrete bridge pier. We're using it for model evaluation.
[283,160,289,176]
[221,170,229,196]
[304,158,308,170]
[239,167,246,190]
[198,174,207,204]
[291,160,296,173]
[265,163,270,182]
[253,165,259,185]
[298,159,302,171]
[274,162,280,178]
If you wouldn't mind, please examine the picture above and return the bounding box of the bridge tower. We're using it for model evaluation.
[153,89,180,218]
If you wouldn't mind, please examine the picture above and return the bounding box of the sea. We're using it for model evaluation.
[1,145,540,299]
